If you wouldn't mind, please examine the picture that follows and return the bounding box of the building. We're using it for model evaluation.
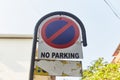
[0,34,52,80]
[112,44,120,63]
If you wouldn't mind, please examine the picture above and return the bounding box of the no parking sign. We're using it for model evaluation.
[38,12,86,60]
[41,17,79,48]
[29,12,87,79]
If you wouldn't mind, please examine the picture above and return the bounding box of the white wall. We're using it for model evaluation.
[0,35,32,80]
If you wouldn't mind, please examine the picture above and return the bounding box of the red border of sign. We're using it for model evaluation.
[41,17,80,48]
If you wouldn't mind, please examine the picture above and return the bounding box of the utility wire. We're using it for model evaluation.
[104,0,120,19]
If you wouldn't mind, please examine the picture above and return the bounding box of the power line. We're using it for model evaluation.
[104,0,120,19]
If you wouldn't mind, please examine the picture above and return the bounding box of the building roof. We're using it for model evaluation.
[0,34,33,39]
[112,44,120,63]
[112,44,120,56]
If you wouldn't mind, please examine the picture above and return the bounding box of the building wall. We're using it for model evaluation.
[0,34,32,80]
[0,34,51,80]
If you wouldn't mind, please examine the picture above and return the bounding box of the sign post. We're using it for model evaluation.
[29,11,87,80]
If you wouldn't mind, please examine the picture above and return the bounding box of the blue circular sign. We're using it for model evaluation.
[41,16,80,48]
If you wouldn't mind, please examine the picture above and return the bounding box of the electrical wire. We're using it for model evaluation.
[104,0,120,19]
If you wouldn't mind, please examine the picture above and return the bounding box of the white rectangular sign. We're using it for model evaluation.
[34,60,82,76]
[38,41,83,60]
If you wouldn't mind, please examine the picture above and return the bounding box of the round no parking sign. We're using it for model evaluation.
[41,16,80,48]
[38,12,85,59]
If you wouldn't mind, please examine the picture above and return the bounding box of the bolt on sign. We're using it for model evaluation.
[34,60,82,77]
[29,11,87,80]
[38,12,87,60]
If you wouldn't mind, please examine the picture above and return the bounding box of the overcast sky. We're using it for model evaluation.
[0,0,120,80]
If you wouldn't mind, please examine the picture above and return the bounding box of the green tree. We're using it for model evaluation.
[82,58,120,80]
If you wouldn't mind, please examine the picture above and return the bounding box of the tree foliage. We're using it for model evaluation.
[82,58,120,80]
